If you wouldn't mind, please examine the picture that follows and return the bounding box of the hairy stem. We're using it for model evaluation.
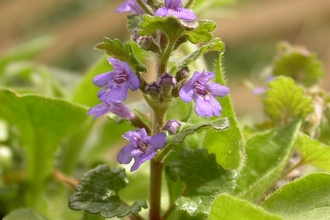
[149,159,164,220]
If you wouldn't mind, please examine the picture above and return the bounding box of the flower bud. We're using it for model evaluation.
[164,120,182,134]
[176,66,190,82]
[146,82,161,99]
[158,73,177,88]
[137,36,160,53]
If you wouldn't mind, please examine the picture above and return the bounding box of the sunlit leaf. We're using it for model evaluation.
[69,165,147,218]
[138,15,216,44]
[273,42,325,87]
[210,194,282,220]
[262,172,330,220]
[234,119,301,202]
[166,117,229,145]
[95,38,146,72]
[295,132,330,171]
[263,76,314,124]
[175,37,225,70]
[204,53,245,169]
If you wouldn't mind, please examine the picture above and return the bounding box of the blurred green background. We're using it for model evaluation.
[1,0,329,116]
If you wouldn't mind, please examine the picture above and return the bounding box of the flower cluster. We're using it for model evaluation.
[88,58,138,119]
[116,0,196,21]
[87,0,229,171]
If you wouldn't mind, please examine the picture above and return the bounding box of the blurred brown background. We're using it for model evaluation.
[1,0,329,117]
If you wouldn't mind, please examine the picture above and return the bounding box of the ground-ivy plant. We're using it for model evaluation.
[1,0,330,220]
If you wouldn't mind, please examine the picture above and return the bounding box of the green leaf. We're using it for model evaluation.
[186,20,216,44]
[204,53,245,169]
[166,149,236,194]
[233,119,301,202]
[138,15,216,44]
[295,132,330,171]
[166,117,229,145]
[139,15,184,39]
[166,149,236,218]
[69,165,147,218]
[3,208,48,220]
[127,14,143,32]
[209,194,282,220]
[273,42,325,87]
[95,38,146,72]
[262,172,330,220]
[175,38,225,69]
[71,54,110,106]
[263,76,314,124]
[0,89,88,209]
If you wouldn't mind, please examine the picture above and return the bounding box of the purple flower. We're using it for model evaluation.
[93,58,140,103]
[115,0,145,14]
[253,87,267,95]
[155,0,196,21]
[179,70,229,117]
[87,102,135,119]
[164,120,181,134]
[117,128,166,171]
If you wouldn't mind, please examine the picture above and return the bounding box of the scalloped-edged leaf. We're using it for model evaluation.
[295,132,330,171]
[0,89,88,209]
[3,208,48,220]
[165,149,236,218]
[166,149,236,194]
[139,15,183,39]
[186,20,216,44]
[69,165,147,218]
[210,194,282,220]
[138,15,216,44]
[204,53,245,169]
[234,119,301,202]
[263,76,314,124]
[95,38,146,72]
[273,43,325,87]
[166,117,229,145]
[176,38,224,69]
[262,172,330,220]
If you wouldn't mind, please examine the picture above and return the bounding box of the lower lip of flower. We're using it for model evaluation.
[113,71,128,84]
[194,80,208,96]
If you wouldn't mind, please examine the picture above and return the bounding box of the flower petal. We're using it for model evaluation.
[166,8,196,20]
[165,0,181,9]
[206,82,229,97]
[179,84,194,102]
[154,8,169,17]
[115,0,144,14]
[109,103,135,119]
[93,72,114,87]
[99,86,128,103]
[194,95,221,117]
[127,72,140,90]
[117,144,134,164]
[87,103,110,118]
[149,132,166,149]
